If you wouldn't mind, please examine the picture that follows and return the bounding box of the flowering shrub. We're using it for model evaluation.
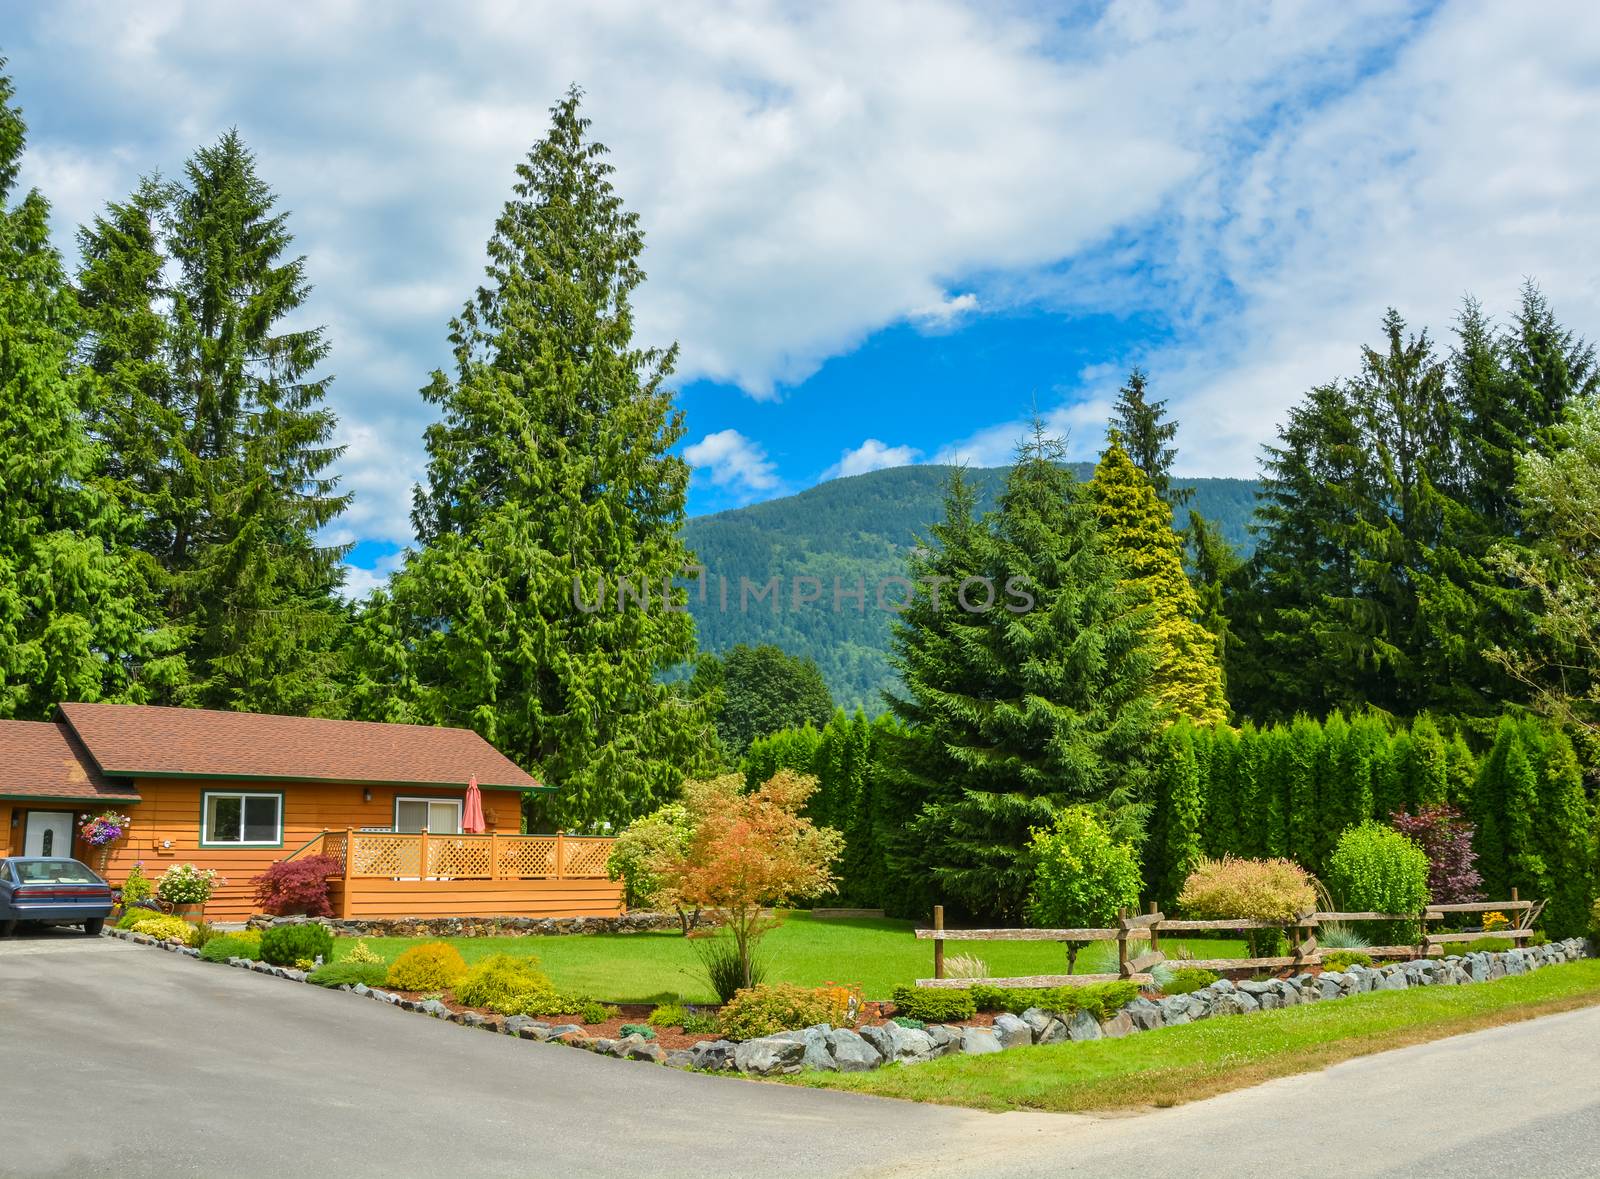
[813,981,863,1028]
[1482,910,1511,932]
[80,811,131,846]
[119,862,153,905]
[252,855,341,917]
[716,983,834,1041]
[156,863,225,904]
[385,942,468,991]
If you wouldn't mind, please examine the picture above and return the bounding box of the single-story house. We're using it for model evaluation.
[0,703,620,922]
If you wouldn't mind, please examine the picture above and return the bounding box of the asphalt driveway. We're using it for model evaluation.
[3,930,1599,1178]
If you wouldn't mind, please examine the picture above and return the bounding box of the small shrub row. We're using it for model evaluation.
[128,914,195,944]
[967,980,1141,1021]
[1438,937,1515,955]
[889,986,976,1023]
[116,905,166,930]
[1320,950,1373,971]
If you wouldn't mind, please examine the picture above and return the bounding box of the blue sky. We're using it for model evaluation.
[5,0,1599,595]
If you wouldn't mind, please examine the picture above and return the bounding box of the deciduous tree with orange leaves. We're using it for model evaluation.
[655,770,843,993]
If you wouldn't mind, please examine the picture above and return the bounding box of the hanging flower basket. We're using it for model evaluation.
[80,812,132,874]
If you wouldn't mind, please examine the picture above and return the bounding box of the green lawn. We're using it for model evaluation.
[331,911,1247,1003]
[795,957,1600,1111]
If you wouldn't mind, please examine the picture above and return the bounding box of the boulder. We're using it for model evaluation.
[546,1023,582,1038]
[1374,970,1408,992]
[825,1028,883,1073]
[664,1049,696,1070]
[925,1025,963,1058]
[1157,995,1193,1026]
[734,1036,805,1076]
[1215,991,1260,1016]
[992,1012,1034,1047]
[877,1022,937,1063]
[960,1027,1004,1055]
[625,1039,667,1064]
[1317,973,1345,1001]
[1124,998,1164,1032]
[1035,1017,1070,1045]
[1238,980,1274,997]
[1098,1011,1134,1039]
[1066,1009,1102,1041]
[1272,980,1301,1007]
[1020,1007,1054,1038]
[689,1039,738,1072]
[420,999,450,1018]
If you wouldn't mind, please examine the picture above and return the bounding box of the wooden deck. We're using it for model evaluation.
[298,829,623,920]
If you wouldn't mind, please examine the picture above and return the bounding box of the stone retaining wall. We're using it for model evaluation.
[103,926,1592,1081]
[242,910,717,937]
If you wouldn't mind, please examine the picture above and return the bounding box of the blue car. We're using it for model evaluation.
[0,857,115,936]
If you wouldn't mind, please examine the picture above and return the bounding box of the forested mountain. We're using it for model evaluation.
[682,464,1260,712]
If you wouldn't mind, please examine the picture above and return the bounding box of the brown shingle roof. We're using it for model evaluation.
[0,720,142,802]
[57,703,543,792]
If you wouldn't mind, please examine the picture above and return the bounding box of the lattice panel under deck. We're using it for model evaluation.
[561,838,612,879]
[428,837,492,879]
[350,834,422,877]
[498,837,558,878]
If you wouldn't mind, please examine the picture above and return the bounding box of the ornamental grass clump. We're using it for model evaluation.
[307,960,389,988]
[385,942,468,991]
[198,932,261,963]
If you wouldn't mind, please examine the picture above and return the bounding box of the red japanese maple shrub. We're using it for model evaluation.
[1390,805,1483,905]
[253,855,342,917]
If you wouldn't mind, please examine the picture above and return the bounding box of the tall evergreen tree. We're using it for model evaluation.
[890,427,1160,919]
[0,64,178,717]
[1091,440,1226,725]
[1187,510,1240,693]
[1108,368,1191,507]
[76,132,350,714]
[354,89,716,830]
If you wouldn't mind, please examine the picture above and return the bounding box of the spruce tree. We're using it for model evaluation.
[1187,510,1240,693]
[1091,440,1226,724]
[356,90,715,829]
[76,132,350,714]
[1108,368,1191,507]
[0,64,178,717]
[891,427,1160,919]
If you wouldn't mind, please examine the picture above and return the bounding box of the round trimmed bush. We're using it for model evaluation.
[1325,822,1430,943]
[452,954,556,1013]
[890,985,976,1023]
[717,983,833,1041]
[259,922,335,967]
[385,942,468,991]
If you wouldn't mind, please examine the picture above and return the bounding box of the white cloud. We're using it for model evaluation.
[908,293,979,332]
[823,439,923,480]
[684,429,780,501]
[337,548,406,603]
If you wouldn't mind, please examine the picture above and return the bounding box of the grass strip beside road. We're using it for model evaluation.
[795,957,1600,1112]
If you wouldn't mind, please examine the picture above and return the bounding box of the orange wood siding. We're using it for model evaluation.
[100,779,519,922]
[337,877,622,920]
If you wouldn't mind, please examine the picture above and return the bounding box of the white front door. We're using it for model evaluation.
[23,811,74,857]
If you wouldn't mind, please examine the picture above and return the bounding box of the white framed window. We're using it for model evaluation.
[394,797,462,835]
[201,791,283,847]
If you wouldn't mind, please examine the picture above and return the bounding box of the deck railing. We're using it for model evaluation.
[298,829,612,881]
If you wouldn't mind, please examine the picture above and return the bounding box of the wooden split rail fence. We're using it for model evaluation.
[915,894,1538,989]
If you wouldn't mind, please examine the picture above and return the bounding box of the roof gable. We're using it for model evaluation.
[57,703,542,792]
[0,720,141,802]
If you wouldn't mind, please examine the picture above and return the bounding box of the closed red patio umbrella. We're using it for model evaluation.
[463,775,486,834]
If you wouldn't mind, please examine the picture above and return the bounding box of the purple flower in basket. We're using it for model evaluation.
[80,811,132,847]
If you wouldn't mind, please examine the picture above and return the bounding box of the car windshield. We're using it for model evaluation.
[13,860,101,884]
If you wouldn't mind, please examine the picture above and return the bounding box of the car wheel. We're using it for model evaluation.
[84,918,105,936]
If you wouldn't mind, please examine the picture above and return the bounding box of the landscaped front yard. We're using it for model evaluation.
[793,957,1600,1111]
[325,911,1250,1004]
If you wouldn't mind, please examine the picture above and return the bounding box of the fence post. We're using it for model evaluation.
[490,831,500,881]
[933,904,945,981]
[1148,901,1160,955]
[339,827,355,919]
[419,827,430,881]
[1117,907,1130,977]
[555,830,566,880]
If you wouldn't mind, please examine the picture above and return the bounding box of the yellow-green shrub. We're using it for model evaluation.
[344,939,382,965]
[385,942,467,991]
[717,983,833,1041]
[452,954,555,1013]
[133,915,196,944]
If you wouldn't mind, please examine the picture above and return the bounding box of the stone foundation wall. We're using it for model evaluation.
[243,910,717,937]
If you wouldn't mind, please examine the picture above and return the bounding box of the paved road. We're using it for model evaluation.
[3,929,1598,1178]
